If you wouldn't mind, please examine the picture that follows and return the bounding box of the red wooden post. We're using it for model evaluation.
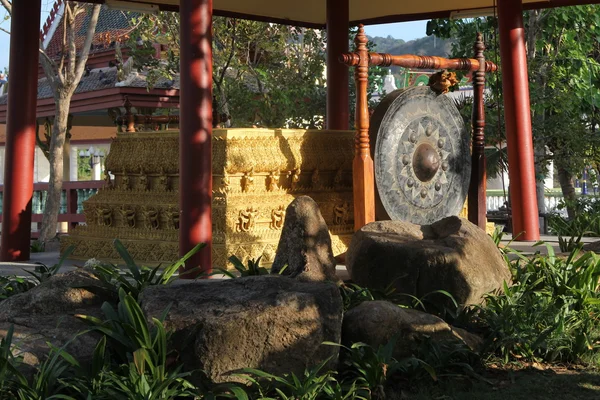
[352,25,376,230]
[326,0,349,130]
[0,0,42,261]
[67,187,78,232]
[179,0,213,275]
[468,32,487,229]
[498,0,540,240]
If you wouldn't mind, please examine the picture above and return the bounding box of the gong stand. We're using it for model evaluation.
[115,96,180,132]
[341,26,498,231]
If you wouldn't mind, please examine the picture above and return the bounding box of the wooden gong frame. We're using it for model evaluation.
[341,26,498,231]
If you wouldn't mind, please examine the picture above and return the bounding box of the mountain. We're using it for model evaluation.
[368,35,453,58]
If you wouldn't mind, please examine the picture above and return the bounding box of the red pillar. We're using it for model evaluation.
[179,0,213,275]
[326,0,349,130]
[497,0,540,240]
[0,0,42,261]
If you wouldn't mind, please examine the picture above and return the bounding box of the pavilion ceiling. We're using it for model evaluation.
[97,0,599,27]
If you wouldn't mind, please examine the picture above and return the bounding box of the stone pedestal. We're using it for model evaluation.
[62,129,355,267]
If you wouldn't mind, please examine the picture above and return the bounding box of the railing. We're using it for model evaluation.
[486,190,572,215]
[0,181,104,235]
[0,181,586,237]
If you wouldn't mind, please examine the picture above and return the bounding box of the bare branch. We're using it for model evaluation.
[73,4,101,84]
[0,0,11,16]
[39,48,59,92]
[0,26,9,35]
[67,5,77,83]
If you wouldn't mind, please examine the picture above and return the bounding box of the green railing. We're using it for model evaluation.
[0,181,104,235]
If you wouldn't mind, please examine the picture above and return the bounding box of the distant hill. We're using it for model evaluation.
[368,35,453,58]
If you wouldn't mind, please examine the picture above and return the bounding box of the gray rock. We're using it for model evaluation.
[0,269,113,370]
[271,196,338,282]
[342,301,482,358]
[139,275,343,383]
[346,216,511,307]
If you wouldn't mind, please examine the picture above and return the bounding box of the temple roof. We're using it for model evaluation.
[102,0,598,27]
[43,4,138,58]
[0,67,179,106]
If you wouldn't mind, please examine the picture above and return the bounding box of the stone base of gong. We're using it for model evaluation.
[346,217,511,307]
[62,129,355,268]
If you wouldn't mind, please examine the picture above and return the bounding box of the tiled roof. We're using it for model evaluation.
[44,5,138,59]
[0,68,180,105]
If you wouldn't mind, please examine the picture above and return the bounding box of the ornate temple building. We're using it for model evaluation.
[63,128,355,266]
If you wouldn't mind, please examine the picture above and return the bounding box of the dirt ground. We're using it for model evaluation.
[404,363,600,400]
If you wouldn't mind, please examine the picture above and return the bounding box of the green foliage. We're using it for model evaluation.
[427,7,600,200]
[76,289,195,399]
[476,243,600,363]
[339,282,459,321]
[0,275,36,300]
[218,255,271,278]
[24,245,75,285]
[548,197,600,239]
[30,240,46,253]
[239,359,348,400]
[129,14,327,129]
[339,282,400,312]
[89,239,205,300]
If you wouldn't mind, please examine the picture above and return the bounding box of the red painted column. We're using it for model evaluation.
[326,0,349,130]
[179,0,213,275]
[497,0,540,240]
[0,0,42,261]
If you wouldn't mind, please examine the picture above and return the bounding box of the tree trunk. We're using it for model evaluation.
[535,146,546,215]
[39,95,70,243]
[557,165,577,220]
[63,137,71,182]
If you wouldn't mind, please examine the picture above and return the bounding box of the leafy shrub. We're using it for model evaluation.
[0,275,36,300]
[217,255,271,278]
[475,243,600,363]
[90,239,205,300]
[25,245,75,285]
[548,196,600,238]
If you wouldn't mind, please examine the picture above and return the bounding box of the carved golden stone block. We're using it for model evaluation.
[63,129,355,267]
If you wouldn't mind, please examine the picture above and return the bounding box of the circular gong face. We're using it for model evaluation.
[370,86,470,225]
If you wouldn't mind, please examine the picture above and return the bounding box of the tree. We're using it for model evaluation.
[129,13,327,128]
[1,1,102,244]
[427,6,600,218]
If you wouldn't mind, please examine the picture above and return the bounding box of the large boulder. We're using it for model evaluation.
[0,269,113,370]
[346,217,510,306]
[342,301,482,358]
[139,275,343,383]
[271,196,338,282]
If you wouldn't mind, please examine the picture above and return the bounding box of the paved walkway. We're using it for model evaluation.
[0,235,597,278]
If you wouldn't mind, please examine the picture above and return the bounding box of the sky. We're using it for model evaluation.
[0,10,428,73]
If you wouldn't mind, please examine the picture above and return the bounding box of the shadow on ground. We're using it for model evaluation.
[404,365,600,400]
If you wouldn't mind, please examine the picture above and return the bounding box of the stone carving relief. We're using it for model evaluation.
[236,207,257,233]
[241,168,255,193]
[270,205,286,230]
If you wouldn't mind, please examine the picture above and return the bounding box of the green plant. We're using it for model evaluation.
[90,240,205,300]
[548,197,600,240]
[476,243,600,363]
[30,240,45,253]
[330,337,436,400]
[0,325,29,397]
[0,275,36,300]
[239,359,361,400]
[24,245,75,285]
[12,339,83,399]
[75,288,197,399]
[339,282,401,311]
[217,255,270,278]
